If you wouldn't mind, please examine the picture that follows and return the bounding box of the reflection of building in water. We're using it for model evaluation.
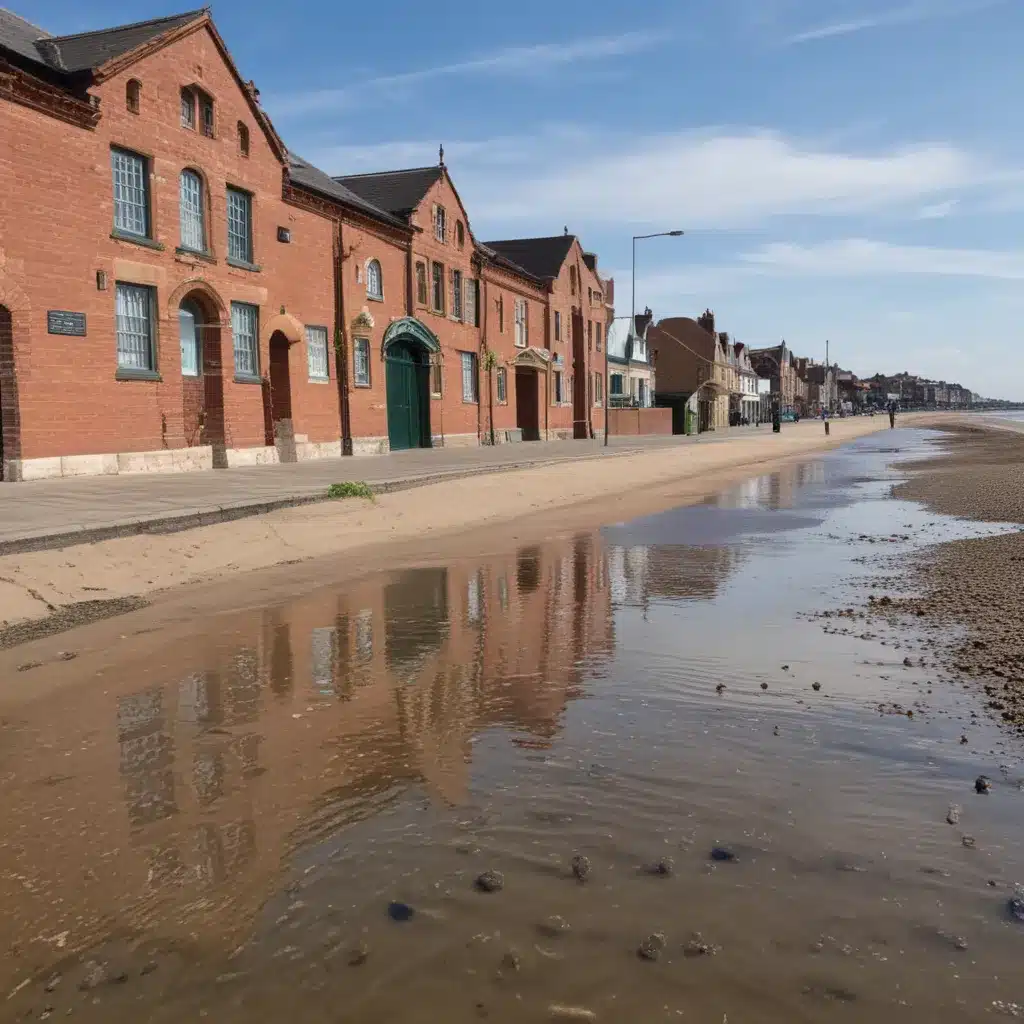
[609,544,740,607]
[0,536,614,969]
[710,459,827,510]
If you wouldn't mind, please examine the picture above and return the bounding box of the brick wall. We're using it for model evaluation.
[0,21,336,464]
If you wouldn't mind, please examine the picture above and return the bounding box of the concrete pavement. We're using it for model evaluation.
[0,426,778,554]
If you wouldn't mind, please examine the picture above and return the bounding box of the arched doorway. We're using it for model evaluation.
[382,318,439,451]
[267,331,295,460]
[0,305,19,481]
[176,289,225,458]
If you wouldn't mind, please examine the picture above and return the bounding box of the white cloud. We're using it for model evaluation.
[916,199,959,219]
[783,0,1008,44]
[465,130,996,230]
[267,31,663,117]
[740,238,1024,279]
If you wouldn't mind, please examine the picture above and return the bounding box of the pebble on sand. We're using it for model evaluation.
[387,902,415,922]
[645,857,674,877]
[571,854,591,882]
[761,683,769,691]
[348,942,370,966]
[975,775,992,794]
[812,682,822,691]
[475,870,505,894]
[946,804,961,825]
[710,847,737,863]
[548,1006,597,1022]
[638,933,667,961]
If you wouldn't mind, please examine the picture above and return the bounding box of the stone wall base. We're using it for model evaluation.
[224,445,280,468]
[351,437,390,456]
[437,432,478,448]
[296,439,342,462]
[6,446,213,481]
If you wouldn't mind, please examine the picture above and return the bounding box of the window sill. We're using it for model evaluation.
[430,393,443,400]
[233,374,263,385]
[462,398,479,405]
[308,376,331,384]
[175,246,216,264]
[111,230,164,251]
[116,368,161,382]
[226,257,262,273]
[366,294,384,303]
[353,381,372,389]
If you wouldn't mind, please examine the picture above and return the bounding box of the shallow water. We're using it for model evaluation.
[3,429,1024,1023]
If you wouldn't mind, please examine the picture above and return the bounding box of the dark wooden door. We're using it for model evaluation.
[515,367,540,441]
[386,341,430,450]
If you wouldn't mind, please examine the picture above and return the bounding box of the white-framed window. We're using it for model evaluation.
[179,169,206,252]
[415,261,428,305]
[366,259,383,300]
[116,282,156,372]
[434,205,447,243]
[514,298,528,347]
[463,278,478,326]
[594,372,603,405]
[178,300,202,377]
[610,373,624,395]
[451,269,463,320]
[307,325,329,381]
[595,322,602,352]
[460,351,478,403]
[231,301,259,379]
[226,187,253,264]
[353,337,371,387]
[199,93,214,138]
[111,148,149,238]
[430,358,443,397]
[496,366,507,404]
[553,370,563,404]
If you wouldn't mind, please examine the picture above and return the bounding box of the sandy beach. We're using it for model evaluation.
[0,415,926,646]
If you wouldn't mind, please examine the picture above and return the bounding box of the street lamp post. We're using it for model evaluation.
[623,229,683,427]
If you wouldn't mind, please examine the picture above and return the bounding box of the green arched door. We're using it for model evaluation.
[385,338,431,450]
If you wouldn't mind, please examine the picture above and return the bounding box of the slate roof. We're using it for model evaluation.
[287,153,406,228]
[482,235,575,281]
[334,166,442,219]
[0,7,205,73]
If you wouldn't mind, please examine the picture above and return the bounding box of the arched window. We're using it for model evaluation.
[179,169,206,253]
[456,221,465,249]
[366,259,383,300]
[238,121,250,157]
[126,79,141,114]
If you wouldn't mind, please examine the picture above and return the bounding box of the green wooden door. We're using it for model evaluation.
[386,340,430,450]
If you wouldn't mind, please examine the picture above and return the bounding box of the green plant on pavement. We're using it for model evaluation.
[326,481,374,500]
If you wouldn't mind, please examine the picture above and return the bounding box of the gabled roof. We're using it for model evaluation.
[0,7,206,73]
[334,166,443,219]
[287,153,407,229]
[482,235,575,281]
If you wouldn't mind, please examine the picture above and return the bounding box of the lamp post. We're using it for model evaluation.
[630,230,683,408]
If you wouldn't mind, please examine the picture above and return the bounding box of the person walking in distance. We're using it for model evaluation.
[888,400,897,429]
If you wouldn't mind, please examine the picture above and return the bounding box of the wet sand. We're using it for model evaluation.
[0,416,927,647]
[3,428,1024,1023]
[871,423,1024,726]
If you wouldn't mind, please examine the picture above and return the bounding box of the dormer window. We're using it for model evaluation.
[181,86,214,137]
[126,79,141,114]
[180,87,195,129]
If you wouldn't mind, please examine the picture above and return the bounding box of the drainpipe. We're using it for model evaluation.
[482,268,494,446]
[335,219,353,456]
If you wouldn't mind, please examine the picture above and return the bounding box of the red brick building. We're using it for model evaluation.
[0,7,612,480]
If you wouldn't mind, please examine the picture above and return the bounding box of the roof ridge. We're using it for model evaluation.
[334,165,440,180]
[485,234,576,244]
[0,7,50,38]
[46,7,206,43]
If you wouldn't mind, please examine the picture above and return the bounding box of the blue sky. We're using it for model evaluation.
[28,0,1024,397]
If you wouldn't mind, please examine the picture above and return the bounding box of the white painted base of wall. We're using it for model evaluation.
[351,437,390,456]
[438,433,478,448]
[296,440,342,461]
[224,445,281,468]
[6,446,214,482]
